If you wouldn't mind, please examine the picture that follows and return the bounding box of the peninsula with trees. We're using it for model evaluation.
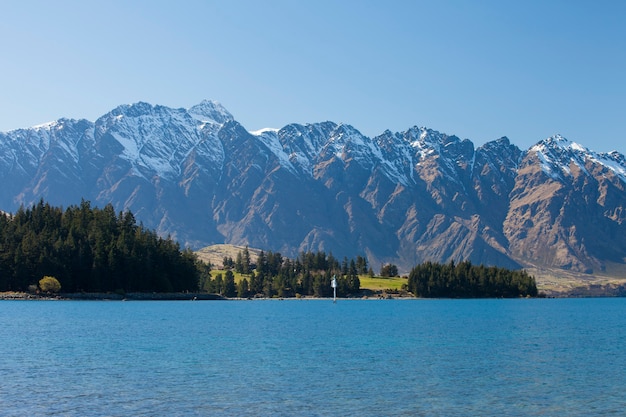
[0,200,537,299]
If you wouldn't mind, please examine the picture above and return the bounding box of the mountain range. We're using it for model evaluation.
[2,100,625,281]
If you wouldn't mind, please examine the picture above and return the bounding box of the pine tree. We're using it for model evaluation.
[223,270,236,297]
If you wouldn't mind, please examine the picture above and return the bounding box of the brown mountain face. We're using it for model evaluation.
[1,102,626,278]
[505,141,626,274]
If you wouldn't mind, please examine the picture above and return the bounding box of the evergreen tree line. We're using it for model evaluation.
[0,200,538,298]
[202,247,363,298]
[407,260,538,298]
[0,200,200,293]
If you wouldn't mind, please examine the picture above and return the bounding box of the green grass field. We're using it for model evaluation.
[358,275,407,291]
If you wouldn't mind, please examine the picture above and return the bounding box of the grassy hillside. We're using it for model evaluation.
[195,244,263,268]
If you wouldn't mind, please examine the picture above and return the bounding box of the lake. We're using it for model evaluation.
[1,298,624,416]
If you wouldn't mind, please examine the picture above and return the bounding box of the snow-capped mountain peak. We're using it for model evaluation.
[188,99,233,125]
[530,135,590,180]
[404,126,447,156]
[31,120,60,131]
[530,134,626,183]
[542,134,589,153]
[89,101,229,179]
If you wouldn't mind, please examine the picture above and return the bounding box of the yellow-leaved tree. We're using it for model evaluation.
[39,276,61,293]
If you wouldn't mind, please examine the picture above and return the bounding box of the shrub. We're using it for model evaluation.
[39,276,61,293]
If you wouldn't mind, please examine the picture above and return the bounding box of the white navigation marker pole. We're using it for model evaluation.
[331,274,337,303]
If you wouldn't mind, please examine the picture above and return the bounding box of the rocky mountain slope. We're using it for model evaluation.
[1,100,625,276]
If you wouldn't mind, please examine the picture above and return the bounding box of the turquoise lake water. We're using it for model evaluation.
[1,298,625,416]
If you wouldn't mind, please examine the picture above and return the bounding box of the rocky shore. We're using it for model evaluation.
[0,292,225,301]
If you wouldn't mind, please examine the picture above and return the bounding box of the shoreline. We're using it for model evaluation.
[2,286,624,301]
[0,292,226,301]
[0,288,409,301]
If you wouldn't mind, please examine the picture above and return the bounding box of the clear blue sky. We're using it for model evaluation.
[1,0,624,153]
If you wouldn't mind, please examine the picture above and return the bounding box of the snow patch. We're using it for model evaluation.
[111,132,140,161]
[249,127,279,136]
[31,121,58,132]
[590,153,626,183]
[530,143,562,180]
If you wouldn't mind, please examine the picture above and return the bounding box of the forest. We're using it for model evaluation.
[203,247,363,298]
[407,260,538,298]
[0,200,363,297]
[0,200,199,293]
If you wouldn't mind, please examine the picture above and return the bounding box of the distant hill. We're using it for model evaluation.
[195,244,263,269]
